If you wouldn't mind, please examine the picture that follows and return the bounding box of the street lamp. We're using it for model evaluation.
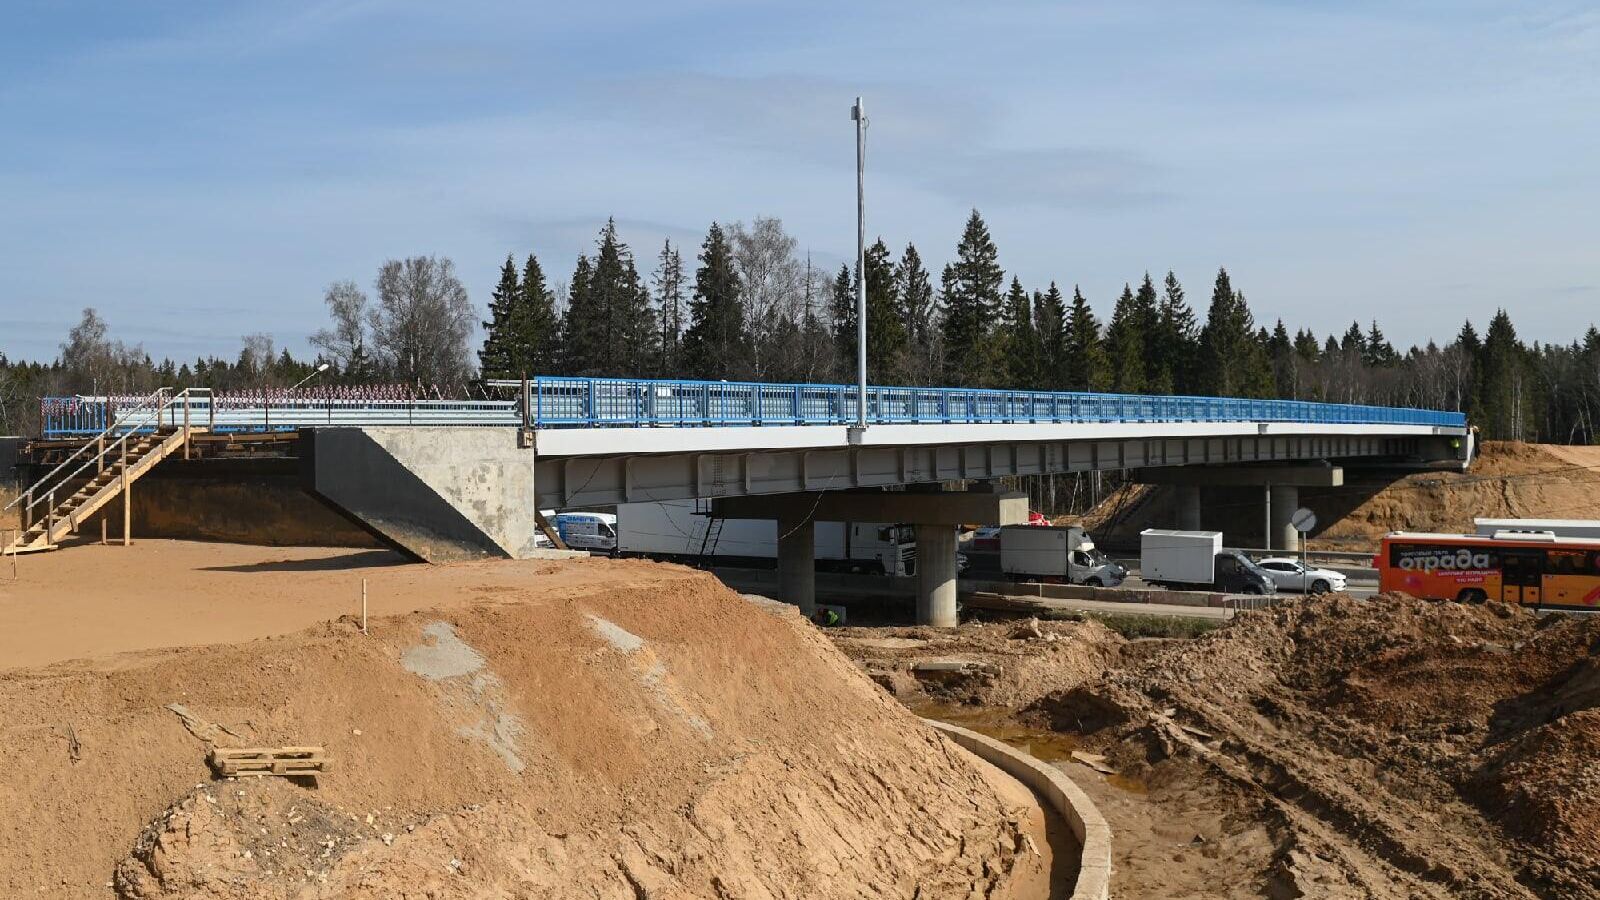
[851,96,867,437]
[291,362,331,392]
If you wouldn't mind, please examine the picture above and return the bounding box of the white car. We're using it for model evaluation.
[1256,557,1346,594]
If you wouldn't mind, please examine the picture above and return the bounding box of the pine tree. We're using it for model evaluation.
[1268,319,1296,398]
[559,254,595,374]
[863,238,906,382]
[580,218,657,377]
[1293,328,1321,362]
[478,255,521,379]
[1364,319,1398,367]
[1153,272,1199,393]
[895,243,939,385]
[1063,286,1108,391]
[939,210,1004,386]
[1197,268,1272,397]
[653,240,687,376]
[1035,282,1068,390]
[1449,319,1482,420]
[1000,277,1042,389]
[1478,309,1528,440]
[1104,283,1145,393]
[830,264,857,381]
[1132,274,1162,390]
[514,253,560,376]
[681,222,748,380]
[1336,321,1363,357]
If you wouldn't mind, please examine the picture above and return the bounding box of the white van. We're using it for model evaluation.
[553,512,618,553]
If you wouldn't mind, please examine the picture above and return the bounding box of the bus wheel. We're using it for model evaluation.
[1456,589,1488,604]
[1311,579,1331,595]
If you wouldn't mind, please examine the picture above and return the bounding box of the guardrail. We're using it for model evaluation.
[41,377,1467,437]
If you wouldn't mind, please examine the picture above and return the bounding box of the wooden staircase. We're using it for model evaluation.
[4,388,210,556]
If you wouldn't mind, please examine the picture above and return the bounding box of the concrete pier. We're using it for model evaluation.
[1173,483,1202,531]
[1270,483,1301,552]
[776,511,817,617]
[915,523,959,627]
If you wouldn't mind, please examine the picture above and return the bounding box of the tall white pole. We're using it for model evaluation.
[853,97,867,430]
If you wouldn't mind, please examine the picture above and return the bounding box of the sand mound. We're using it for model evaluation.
[1044,594,1600,897]
[1083,441,1600,550]
[1,571,1042,899]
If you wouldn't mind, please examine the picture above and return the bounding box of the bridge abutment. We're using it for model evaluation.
[301,427,539,562]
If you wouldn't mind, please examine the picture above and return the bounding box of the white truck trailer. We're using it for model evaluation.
[1139,529,1273,594]
[616,500,917,576]
[999,525,1126,586]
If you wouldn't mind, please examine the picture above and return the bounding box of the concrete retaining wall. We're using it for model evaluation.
[926,719,1112,900]
[301,427,538,562]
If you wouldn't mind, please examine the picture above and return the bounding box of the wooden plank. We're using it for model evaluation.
[208,746,332,778]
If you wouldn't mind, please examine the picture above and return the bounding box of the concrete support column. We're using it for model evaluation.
[1271,484,1300,552]
[915,523,959,627]
[776,513,816,617]
[1173,483,1202,531]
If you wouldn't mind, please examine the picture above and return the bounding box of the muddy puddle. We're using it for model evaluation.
[910,700,1083,763]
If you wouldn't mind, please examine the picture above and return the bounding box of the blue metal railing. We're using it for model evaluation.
[520,376,1465,428]
[40,377,1466,437]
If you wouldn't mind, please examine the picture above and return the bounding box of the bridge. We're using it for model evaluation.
[9,377,1471,624]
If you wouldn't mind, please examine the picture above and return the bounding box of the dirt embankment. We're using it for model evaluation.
[1084,441,1600,550]
[833,616,1125,710]
[1045,594,1600,898]
[0,558,1051,899]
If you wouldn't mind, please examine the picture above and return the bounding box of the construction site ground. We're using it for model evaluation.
[0,541,1074,899]
[835,595,1600,898]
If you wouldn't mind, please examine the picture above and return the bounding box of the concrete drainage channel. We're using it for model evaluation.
[927,719,1112,900]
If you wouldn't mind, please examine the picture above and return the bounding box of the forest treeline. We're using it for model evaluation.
[2,210,1597,444]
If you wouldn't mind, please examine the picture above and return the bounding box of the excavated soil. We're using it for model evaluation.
[832,616,1125,710]
[0,547,1065,899]
[1042,594,1600,897]
[1084,441,1600,550]
[834,593,1600,897]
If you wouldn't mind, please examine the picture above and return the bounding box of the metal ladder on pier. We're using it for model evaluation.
[694,498,724,567]
[3,388,210,555]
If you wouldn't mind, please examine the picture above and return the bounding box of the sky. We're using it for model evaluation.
[2,0,1598,363]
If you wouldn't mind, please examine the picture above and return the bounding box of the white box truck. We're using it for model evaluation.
[616,500,917,576]
[1000,525,1126,586]
[1139,529,1272,594]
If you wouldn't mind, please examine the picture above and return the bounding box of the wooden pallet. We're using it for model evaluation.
[208,746,332,778]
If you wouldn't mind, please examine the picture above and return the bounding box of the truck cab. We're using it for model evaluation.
[1212,550,1273,595]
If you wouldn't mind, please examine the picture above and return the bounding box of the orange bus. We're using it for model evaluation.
[1377,531,1600,609]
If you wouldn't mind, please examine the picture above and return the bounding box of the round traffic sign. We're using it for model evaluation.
[1290,507,1317,533]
